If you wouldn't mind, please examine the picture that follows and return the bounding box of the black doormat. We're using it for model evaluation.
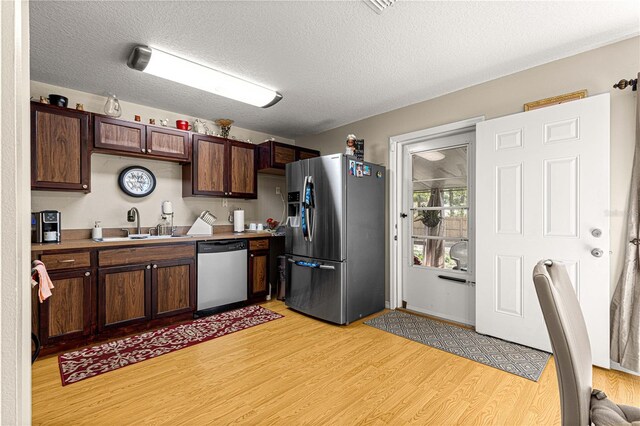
[365,310,550,381]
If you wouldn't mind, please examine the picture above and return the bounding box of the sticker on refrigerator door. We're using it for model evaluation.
[363,165,371,176]
[376,171,383,178]
[355,162,364,177]
[349,160,356,176]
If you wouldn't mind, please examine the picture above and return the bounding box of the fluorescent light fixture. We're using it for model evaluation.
[419,151,446,161]
[127,45,282,108]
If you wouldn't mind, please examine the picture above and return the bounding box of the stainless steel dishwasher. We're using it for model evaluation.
[196,240,247,316]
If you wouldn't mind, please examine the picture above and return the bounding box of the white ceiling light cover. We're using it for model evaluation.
[129,45,282,108]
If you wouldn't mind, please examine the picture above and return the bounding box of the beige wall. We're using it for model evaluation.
[296,36,640,300]
[31,82,289,230]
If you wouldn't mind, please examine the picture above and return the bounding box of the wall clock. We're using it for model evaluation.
[118,166,156,197]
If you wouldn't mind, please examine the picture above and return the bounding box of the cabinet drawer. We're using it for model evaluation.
[40,251,91,271]
[249,239,269,251]
[99,244,195,267]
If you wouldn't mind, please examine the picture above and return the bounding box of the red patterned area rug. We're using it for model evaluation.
[58,305,282,386]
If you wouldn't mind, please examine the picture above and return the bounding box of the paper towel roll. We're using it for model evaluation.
[162,201,173,214]
[233,210,245,233]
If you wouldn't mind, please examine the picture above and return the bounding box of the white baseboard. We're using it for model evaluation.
[405,304,475,326]
[610,361,640,377]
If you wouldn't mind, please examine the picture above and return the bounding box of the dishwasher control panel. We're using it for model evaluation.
[197,240,247,253]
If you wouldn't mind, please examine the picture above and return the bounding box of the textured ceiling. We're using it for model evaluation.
[30,1,639,139]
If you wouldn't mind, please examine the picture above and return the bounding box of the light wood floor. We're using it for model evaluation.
[32,301,640,425]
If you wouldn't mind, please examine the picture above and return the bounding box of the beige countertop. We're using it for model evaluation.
[31,231,283,253]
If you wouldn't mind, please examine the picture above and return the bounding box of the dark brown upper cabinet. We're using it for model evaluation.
[258,140,320,175]
[183,135,257,199]
[94,115,190,162]
[146,126,190,161]
[228,140,257,198]
[297,146,321,161]
[31,102,91,192]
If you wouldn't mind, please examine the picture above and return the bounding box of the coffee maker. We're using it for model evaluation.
[32,211,61,243]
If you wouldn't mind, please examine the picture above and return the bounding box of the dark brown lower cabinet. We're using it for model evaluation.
[38,268,93,345]
[249,250,269,299]
[98,264,151,331]
[152,258,195,318]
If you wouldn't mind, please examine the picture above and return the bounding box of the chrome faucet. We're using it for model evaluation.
[127,207,141,235]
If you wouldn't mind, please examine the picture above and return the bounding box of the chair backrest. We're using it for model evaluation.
[533,260,592,426]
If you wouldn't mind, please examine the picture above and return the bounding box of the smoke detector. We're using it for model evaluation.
[364,0,398,14]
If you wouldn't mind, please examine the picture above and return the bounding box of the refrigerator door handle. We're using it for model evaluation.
[301,176,309,241]
[307,176,315,242]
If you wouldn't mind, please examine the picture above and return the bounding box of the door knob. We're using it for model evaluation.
[591,248,604,258]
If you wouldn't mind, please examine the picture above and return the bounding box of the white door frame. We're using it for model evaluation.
[1,0,32,422]
[388,116,484,310]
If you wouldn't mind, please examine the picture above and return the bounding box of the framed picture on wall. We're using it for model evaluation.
[524,89,588,111]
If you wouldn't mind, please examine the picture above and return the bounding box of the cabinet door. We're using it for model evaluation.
[146,127,190,161]
[272,142,296,168]
[190,134,227,196]
[152,258,195,318]
[98,264,151,331]
[39,269,92,345]
[228,141,257,199]
[31,103,90,191]
[296,147,320,161]
[94,115,146,155]
[249,250,269,298]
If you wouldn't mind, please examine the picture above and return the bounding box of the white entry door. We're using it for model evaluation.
[476,94,610,367]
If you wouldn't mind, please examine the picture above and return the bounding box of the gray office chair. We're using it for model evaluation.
[533,260,640,426]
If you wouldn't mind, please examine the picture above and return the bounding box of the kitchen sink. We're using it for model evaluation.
[96,235,194,242]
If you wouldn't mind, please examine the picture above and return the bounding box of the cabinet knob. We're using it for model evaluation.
[146,265,151,270]
[82,184,88,189]
[141,148,146,153]
[229,192,232,195]
[250,254,254,257]
[84,271,90,277]
[147,149,152,153]
[153,264,158,269]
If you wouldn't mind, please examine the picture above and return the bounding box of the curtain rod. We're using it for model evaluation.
[613,77,638,91]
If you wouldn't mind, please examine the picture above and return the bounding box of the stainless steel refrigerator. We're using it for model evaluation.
[285,154,385,324]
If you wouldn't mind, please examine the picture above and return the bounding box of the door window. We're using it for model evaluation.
[411,146,469,270]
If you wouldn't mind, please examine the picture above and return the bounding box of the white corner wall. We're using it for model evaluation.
[296,36,640,302]
[1,0,32,423]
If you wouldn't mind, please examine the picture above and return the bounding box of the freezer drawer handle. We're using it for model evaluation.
[288,259,335,270]
[319,265,335,270]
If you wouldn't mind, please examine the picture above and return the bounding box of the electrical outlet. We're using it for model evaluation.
[222,198,228,207]
[275,186,281,195]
